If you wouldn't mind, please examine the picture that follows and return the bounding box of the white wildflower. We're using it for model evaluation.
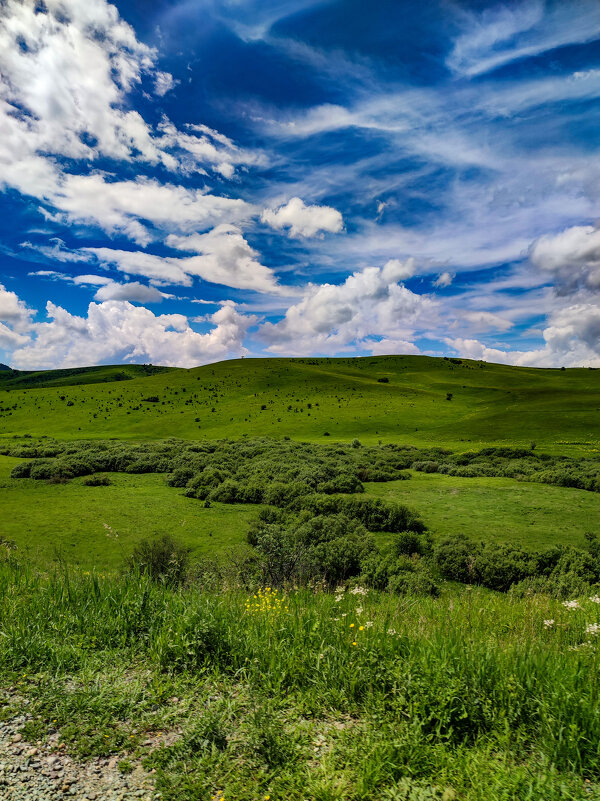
[590,595,600,604]
[365,621,374,628]
[387,628,397,636]
[334,595,343,603]
[350,586,368,596]
[562,600,581,609]
[356,606,363,615]
[543,619,555,628]
[585,623,600,636]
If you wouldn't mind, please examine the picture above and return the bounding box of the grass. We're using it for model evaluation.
[2,355,600,796]
[366,472,599,550]
[0,456,253,570]
[1,564,600,800]
[0,355,599,455]
[2,452,598,569]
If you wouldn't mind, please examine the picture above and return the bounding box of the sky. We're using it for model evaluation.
[1,0,600,369]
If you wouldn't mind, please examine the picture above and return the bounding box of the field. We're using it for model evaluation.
[1,355,599,454]
[1,355,600,800]
[1,453,598,569]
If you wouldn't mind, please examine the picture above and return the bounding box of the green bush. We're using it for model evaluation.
[126,534,190,588]
[82,475,111,486]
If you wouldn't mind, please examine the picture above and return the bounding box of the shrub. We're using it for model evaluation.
[388,570,440,597]
[82,475,111,486]
[126,535,190,588]
[434,535,479,584]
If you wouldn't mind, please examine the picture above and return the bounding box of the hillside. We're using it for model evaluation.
[0,363,172,390]
[1,355,599,453]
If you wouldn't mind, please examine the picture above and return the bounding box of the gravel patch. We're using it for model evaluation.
[0,713,161,801]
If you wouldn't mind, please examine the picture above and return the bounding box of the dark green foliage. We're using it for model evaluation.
[82,475,111,486]
[250,512,377,587]
[299,494,425,533]
[434,533,600,595]
[126,534,190,588]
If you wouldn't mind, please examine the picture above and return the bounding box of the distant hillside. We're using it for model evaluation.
[0,355,598,454]
[0,363,173,390]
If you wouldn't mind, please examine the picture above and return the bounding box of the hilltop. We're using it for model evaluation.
[0,355,599,454]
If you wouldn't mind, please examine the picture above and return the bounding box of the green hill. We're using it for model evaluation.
[0,355,599,454]
[0,363,172,390]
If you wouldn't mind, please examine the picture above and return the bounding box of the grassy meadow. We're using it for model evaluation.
[1,355,600,454]
[1,355,600,799]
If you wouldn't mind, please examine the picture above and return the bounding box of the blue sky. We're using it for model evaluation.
[1,0,600,368]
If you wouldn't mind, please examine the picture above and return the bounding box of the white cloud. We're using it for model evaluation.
[259,262,435,355]
[370,338,421,356]
[72,275,113,287]
[94,282,165,303]
[434,272,453,288]
[261,197,344,238]
[10,299,255,369]
[0,0,263,249]
[530,225,600,292]
[85,225,280,293]
[154,71,176,97]
[48,176,252,246]
[462,311,513,333]
[0,283,35,332]
[447,302,600,367]
[166,225,280,292]
[447,0,600,78]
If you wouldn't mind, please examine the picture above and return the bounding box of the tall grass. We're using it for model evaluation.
[1,563,599,799]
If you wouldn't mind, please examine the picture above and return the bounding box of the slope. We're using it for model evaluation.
[0,355,599,454]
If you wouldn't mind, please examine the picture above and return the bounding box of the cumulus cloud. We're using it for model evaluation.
[370,338,421,356]
[166,225,280,292]
[9,299,255,369]
[0,283,35,332]
[85,225,279,293]
[462,311,513,332]
[434,272,453,288]
[94,282,165,303]
[447,302,600,368]
[259,261,435,354]
[46,176,252,246]
[530,225,600,292]
[0,0,262,248]
[261,197,344,238]
[154,71,176,97]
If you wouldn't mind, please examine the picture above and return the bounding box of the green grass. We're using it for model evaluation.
[2,451,598,569]
[0,456,253,570]
[2,565,600,800]
[367,472,599,550]
[1,355,599,455]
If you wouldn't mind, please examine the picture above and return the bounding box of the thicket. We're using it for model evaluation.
[6,437,600,597]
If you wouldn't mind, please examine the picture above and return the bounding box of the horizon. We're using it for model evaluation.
[1,0,600,370]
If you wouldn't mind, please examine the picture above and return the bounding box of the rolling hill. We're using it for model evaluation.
[0,355,599,454]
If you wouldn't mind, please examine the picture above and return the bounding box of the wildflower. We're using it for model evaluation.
[562,600,581,609]
[349,623,355,628]
[590,596,600,604]
[351,641,357,646]
[350,586,368,596]
[387,628,397,636]
[365,621,374,628]
[543,619,555,628]
[356,606,363,615]
[359,625,364,631]
[585,623,600,636]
